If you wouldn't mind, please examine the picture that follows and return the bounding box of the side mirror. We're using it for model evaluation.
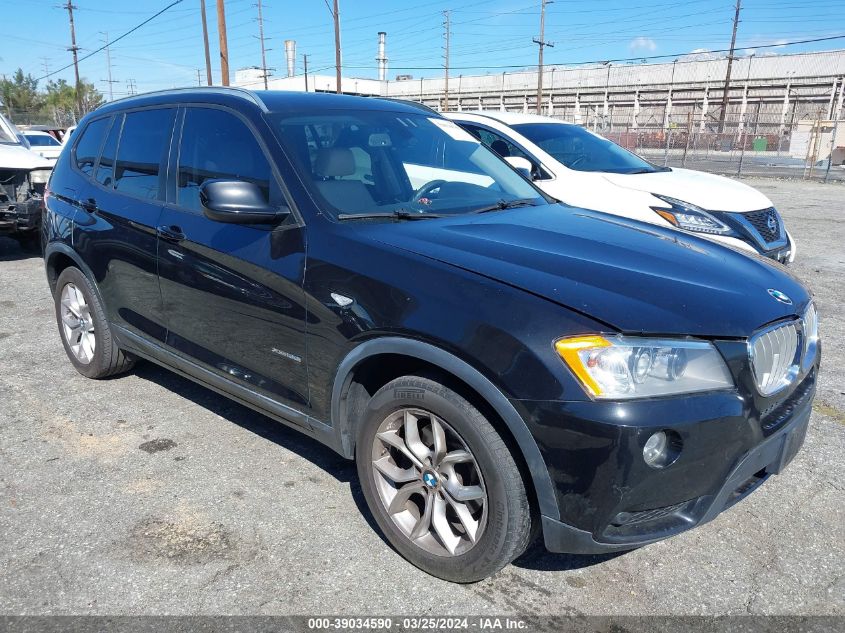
[504,156,534,180]
[199,179,289,224]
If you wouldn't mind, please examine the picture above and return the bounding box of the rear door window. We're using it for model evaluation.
[113,108,175,200]
[176,107,273,212]
[74,117,110,176]
[95,114,122,188]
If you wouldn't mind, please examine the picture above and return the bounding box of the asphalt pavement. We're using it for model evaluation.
[0,178,843,616]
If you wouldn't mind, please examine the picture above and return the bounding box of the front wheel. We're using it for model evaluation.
[356,375,534,582]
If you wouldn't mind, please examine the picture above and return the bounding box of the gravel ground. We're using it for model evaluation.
[0,178,843,617]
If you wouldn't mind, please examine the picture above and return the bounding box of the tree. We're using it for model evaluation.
[0,69,43,122]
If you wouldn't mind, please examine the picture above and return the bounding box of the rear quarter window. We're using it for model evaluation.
[73,117,110,176]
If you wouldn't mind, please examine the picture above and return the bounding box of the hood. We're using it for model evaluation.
[0,143,54,171]
[363,205,809,337]
[601,167,773,213]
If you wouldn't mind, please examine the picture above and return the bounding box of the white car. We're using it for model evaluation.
[445,111,795,263]
[0,114,52,243]
[21,130,64,161]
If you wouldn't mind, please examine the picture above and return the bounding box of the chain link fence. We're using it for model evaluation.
[603,115,845,183]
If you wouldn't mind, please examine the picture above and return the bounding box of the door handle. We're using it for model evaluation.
[80,198,98,213]
[157,224,186,242]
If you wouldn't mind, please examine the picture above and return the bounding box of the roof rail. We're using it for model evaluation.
[101,86,266,111]
[372,97,440,115]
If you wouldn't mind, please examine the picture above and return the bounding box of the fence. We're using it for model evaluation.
[602,115,845,183]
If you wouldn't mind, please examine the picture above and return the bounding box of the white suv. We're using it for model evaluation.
[446,111,795,263]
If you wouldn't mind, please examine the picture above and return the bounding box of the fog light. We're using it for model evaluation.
[643,430,682,469]
[643,432,667,465]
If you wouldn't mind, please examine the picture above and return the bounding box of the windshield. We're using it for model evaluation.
[25,134,60,147]
[269,110,547,218]
[0,113,22,145]
[513,123,662,174]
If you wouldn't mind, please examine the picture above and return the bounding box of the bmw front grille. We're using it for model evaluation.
[749,304,818,397]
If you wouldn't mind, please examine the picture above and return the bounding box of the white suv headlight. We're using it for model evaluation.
[555,335,734,399]
[650,194,733,236]
[29,168,51,185]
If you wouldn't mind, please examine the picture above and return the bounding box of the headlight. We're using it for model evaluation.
[650,194,732,235]
[555,335,733,399]
[29,169,51,185]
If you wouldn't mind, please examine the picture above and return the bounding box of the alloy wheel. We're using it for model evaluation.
[370,407,488,557]
[60,282,96,364]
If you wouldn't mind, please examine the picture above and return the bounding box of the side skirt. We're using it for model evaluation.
[113,325,342,456]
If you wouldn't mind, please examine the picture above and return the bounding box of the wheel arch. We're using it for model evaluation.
[45,242,91,293]
[330,336,560,520]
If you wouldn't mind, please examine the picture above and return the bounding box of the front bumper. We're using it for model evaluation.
[522,365,817,555]
[0,196,42,235]
[541,401,810,553]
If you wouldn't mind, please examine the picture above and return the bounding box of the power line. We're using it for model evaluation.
[338,34,845,71]
[35,0,185,83]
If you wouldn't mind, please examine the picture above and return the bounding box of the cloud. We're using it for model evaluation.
[678,48,722,62]
[629,37,657,53]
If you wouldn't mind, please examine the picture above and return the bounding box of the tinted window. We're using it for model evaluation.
[270,111,544,217]
[114,108,175,199]
[512,123,661,174]
[74,117,110,175]
[96,114,122,187]
[177,107,272,212]
[26,134,61,147]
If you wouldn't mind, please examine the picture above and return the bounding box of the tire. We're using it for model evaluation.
[356,375,534,583]
[54,266,136,379]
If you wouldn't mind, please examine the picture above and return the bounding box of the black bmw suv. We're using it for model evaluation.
[43,88,820,582]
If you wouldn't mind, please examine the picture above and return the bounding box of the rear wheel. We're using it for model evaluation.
[356,375,534,582]
[54,266,135,379]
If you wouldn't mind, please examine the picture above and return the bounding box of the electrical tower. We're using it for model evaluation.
[99,31,118,101]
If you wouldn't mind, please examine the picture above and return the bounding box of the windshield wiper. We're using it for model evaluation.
[337,209,446,221]
[471,198,538,214]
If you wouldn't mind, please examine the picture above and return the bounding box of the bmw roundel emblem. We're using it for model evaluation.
[767,288,792,305]
[422,471,439,488]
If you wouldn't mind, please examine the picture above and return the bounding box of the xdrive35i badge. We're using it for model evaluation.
[767,288,792,305]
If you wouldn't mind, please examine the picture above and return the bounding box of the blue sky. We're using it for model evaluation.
[1,0,844,97]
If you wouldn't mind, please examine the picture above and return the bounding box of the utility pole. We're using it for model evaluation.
[217,0,230,86]
[718,0,742,132]
[199,0,213,85]
[443,10,451,111]
[40,58,51,78]
[256,0,269,89]
[303,54,309,92]
[196,69,202,85]
[62,1,83,117]
[332,0,342,93]
[126,78,137,96]
[100,32,117,101]
[533,0,554,115]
